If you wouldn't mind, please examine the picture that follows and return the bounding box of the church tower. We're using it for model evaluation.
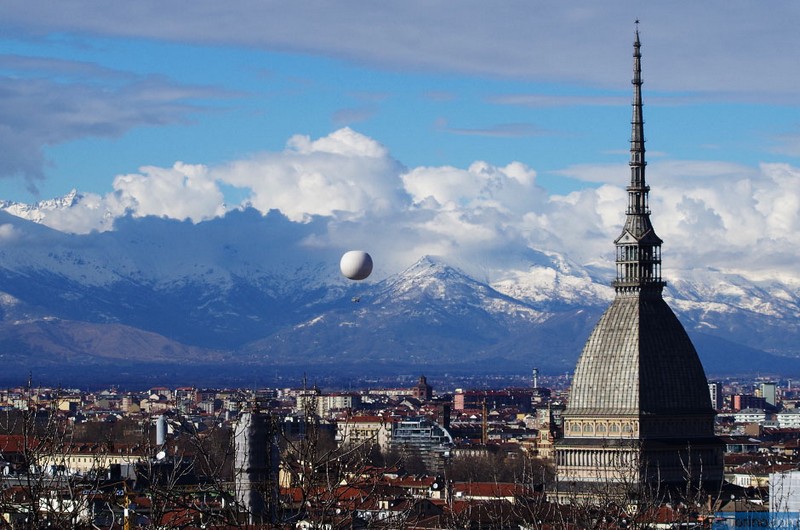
[555,26,723,494]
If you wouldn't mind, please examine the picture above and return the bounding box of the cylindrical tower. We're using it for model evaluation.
[156,415,167,447]
[234,410,277,524]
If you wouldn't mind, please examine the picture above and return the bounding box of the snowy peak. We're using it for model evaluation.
[486,249,613,310]
[381,256,482,299]
[0,189,81,223]
[370,256,544,323]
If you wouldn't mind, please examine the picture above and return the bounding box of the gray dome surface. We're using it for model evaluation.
[567,293,713,418]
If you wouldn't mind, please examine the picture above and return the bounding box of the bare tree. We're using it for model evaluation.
[280,406,406,528]
[0,391,118,529]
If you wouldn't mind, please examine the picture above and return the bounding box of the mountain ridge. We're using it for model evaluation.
[0,195,798,385]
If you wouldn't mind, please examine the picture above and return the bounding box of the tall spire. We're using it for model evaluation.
[613,23,664,295]
[630,22,645,186]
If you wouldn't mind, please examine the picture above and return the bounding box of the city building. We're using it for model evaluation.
[453,389,533,413]
[709,381,724,411]
[316,393,362,418]
[733,408,768,425]
[535,404,559,459]
[412,375,433,402]
[777,410,800,429]
[390,417,453,474]
[759,382,777,407]
[555,27,723,494]
[733,394,768,412]
[336,415,392,453]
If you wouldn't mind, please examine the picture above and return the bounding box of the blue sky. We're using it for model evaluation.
[1,2,800,282]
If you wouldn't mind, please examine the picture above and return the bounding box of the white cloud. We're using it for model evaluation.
[0,223,20,243]
[111,162,226,222]
[286,128,389,158]
[12,128,800,283]
[753,163,800,234]
[402,161,540,212]
[218,128,407,222]
[38,192,115,234]
[646,162,800,277]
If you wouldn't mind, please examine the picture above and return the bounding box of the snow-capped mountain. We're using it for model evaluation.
[0,190,82,224]
[239,256,556,366]
[0,194,799,385]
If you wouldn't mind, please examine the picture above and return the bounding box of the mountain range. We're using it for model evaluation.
[0,193,798,387]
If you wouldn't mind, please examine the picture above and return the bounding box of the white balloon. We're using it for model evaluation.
[340,250,373,280]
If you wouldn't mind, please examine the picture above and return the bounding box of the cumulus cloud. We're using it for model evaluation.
[111,162,227,222]
[36,192,115,234]
[638,162,800,280]
[11,128,800,284]
[402,161,542,223]
[217,128,408,222]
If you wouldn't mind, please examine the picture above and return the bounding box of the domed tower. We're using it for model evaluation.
[555,25,723,494]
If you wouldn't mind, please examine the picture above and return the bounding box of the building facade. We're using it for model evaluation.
[555,27,723,494]
[453,389,533,413]
[759,382,777,407]
[336,415,392,453]
[733,394,768,412]
[708,381,724,411]
[391,417,453,474]
[412,376,433,401]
